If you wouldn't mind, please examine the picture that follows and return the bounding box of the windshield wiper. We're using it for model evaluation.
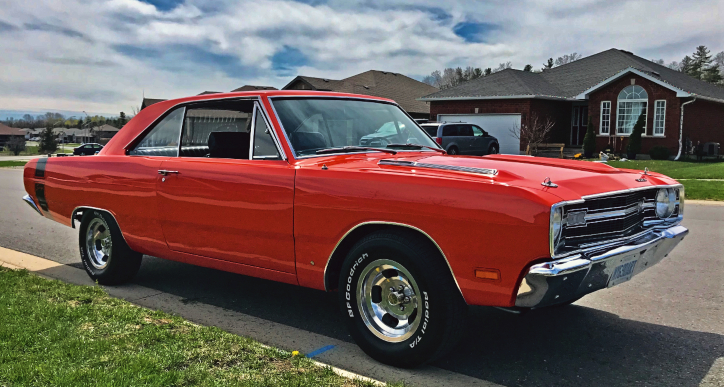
[386,143,447,154]
[315,146,398,155]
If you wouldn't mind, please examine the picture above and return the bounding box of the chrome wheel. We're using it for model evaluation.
[357,259,421,342]
[85,217,112,270]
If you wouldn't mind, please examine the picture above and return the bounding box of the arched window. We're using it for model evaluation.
[616,85,648,135]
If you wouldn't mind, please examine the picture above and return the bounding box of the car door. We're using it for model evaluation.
[457,124,475,154]
[471,125,489,155]
[155,99,296,274]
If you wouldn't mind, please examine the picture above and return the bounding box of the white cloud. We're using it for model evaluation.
[0,0,721,114]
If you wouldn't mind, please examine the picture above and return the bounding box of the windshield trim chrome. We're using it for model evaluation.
[267,95,442,160]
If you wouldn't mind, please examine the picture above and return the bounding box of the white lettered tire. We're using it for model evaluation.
[339,229,467,367]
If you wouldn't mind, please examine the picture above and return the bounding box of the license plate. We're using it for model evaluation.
[608,254,638,288]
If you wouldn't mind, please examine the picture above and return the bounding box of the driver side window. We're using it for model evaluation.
[472,125,485,137]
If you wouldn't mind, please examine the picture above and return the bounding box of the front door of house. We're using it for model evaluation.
[571,106,588,146]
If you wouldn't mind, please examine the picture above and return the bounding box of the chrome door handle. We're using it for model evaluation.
[158,170,179,176]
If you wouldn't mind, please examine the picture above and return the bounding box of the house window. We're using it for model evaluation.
[600,101,611,135]
[653,100,666,136]
[616,85,648,135]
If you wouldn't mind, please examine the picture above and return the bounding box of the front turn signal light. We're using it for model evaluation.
[475,269,501,281]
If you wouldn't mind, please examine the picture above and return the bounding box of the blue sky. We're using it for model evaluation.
[0,0,722,114]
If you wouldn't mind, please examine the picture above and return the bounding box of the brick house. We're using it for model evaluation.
[283,70,439,119]
[0,123,25,147]
[420,49,724,157]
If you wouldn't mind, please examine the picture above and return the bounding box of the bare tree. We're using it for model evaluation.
[492,61,512,73]
[667,61,681,70]
[554,53,582,67]
[509,113,555,155]
[650,58,665,65]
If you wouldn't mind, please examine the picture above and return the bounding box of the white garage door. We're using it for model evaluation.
[437,114,521,155]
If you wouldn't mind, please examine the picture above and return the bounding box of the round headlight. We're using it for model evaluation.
[655,188,676,218]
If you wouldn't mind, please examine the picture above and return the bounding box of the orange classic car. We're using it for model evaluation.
[22,91,688,367]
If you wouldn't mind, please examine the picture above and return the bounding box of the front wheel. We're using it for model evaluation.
[339,230,467,367]
[79,210,142,285]
[488,143,499,155]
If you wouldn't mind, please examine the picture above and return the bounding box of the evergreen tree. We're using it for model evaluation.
[627,113,645,159]
[691,45,712,80]
[77,117,83,129]
[454,67,464,86]
[680,56,694,75]
[523,64,533,72]
[542,58,553,70]
[582,116,596,157]
[119,112,127,127]
[38,126,58,154]
[483,68,492,76]
[703,65,723,84]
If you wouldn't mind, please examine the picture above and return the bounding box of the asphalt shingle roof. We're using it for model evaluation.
[283,71,439,114]
[231,85,278,91]
[422,49,724,103]
[0,123,25,136]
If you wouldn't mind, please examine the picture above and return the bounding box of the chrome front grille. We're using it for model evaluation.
[560,188,676,251]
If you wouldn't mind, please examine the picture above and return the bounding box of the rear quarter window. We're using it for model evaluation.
[442,125,458,136]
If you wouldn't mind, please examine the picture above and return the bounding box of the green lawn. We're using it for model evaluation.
[606,159,724,201]
[1,145,74,156]
[0,161,28,168]
[0,268,384,387]
[606,159,724,180]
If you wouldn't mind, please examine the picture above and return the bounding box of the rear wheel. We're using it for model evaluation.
[447,146,459,155]
[79,210,142,285]
[488,143,499,155]
[339,230,467,368]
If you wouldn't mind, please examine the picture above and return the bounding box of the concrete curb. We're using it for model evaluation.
[0,246,500,387]
[686,200,724,206]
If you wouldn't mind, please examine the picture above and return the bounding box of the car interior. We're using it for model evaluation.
[129,99,278,160]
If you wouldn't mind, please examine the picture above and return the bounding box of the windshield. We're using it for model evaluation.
[271,98,438,157]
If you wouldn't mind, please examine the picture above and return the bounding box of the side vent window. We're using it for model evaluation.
[252,107,281,159]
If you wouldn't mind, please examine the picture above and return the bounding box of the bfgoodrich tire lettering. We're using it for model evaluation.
[339,229,467,367]
[79,210,142,285]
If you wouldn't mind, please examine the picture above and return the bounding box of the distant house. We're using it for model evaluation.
[20,128,41,140]
[232,85,278,92]
[0,123,24,147]
[420,48,724,156]
[141,98,167,110]
[283,70,439,119]
[94,124,120,144]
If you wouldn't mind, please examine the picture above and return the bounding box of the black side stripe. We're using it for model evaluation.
[35,158,47,178]
[35,183,48,211]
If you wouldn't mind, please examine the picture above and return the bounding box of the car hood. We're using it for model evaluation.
[298,153,680,202]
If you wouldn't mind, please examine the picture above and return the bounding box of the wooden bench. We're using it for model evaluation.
[526,143,565,158]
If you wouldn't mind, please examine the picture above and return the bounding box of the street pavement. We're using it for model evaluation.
[0,167,722,387]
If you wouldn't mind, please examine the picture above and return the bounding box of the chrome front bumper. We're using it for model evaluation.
[23,194,43,216]
[515,225,689,308]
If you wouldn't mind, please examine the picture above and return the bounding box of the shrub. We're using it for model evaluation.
[649,146,671,160]
[5,136,26,155]
[627,112,645,157]
[582,117,596,156]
